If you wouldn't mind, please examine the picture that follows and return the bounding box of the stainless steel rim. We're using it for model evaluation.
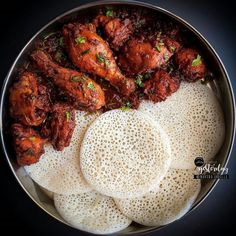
[0,0,235,235]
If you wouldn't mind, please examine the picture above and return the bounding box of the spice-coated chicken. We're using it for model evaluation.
[31,50,105,111]
[9,72,50,126]
[94,15,133,50]
[45,103,76,151]
[63,23,136,97]
[119,36,181,75]
[12,123,47,166]
[144,70,180,102]
[175,48,207,81]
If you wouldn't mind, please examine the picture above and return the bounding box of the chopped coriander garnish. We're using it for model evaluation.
[192,54,202,66]
[75,36,86,44]
[96,53,110,67]
[80,49,91,56]
[155,44,161,52]
[170,46,176,52]
[164,53,169,61]
[135,74,144,87]
[65,111,70,121]
[29,136,36,141]
[121,101,132,111]
[106,7,113,17]
[106,8,113,17]
[87,81,96,91]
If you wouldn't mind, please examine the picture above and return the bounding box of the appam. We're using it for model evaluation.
[80,109,172,198]
[115,168,201,226]
[138,82,225,169]
[24,111,100,195]
[54,191,132,234]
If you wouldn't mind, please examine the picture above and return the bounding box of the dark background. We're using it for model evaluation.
[0,0,235,235]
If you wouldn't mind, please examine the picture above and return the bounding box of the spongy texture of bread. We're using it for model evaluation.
[25,111,100,194]
[80,109,172,198]
[54,191,131,234]
[114,168,201,226]
[138,82,225,169]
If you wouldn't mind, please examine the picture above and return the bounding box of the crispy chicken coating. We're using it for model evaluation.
[9,72,50,126]
[94,15,133,50]
[144,70,180,102]
[31,50,105,111]
[63,23,136,97]
[175,48,207,81]
[49,103,75,151]
[119,38,173,75]
[12,123,47,166]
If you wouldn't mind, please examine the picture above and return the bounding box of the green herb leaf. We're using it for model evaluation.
[106,9,113,17]
[65,111,70,121]
[135,75,144,88]
[75,36,86,44]
[105,6,113,17]
[155,44,161,52]
[121,101,132,111]
[80,49,91,56]
[96,53,110,67]
[29,136,36,141]
[164,53,169,61]
[170,46,176,52]
[87,81,96,91]
[192,54,202,66]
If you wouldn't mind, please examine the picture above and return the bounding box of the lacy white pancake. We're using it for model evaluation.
[54,191,131,234]
[115,168,201,226]
[80,109,172,198]
[24,111,100,194]
[138,82,225,169]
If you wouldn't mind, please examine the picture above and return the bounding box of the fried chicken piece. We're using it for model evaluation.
[9,72,50,126]
[175,48,207,81]
[31,50,105,111]
[119,38,173,75]
[94,15,133,50]
[144,70,180,102]
[12,123,47,166]
[49,103,75,151]
[63,23,136,97]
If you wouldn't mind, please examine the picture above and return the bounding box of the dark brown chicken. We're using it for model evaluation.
[119,37,176,75]
[94,15,133,50]
[144,70,180,102]
[175,48,207,81]
[43,103,76,151]
[63,23,136,97]
[9,72,50,126]
[12,123,47,166]
[31,50,105,111]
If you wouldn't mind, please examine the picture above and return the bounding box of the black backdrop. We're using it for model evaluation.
[0,0,235,235]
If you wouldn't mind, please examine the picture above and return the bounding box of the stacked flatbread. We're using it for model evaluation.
[24,82,224,234]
